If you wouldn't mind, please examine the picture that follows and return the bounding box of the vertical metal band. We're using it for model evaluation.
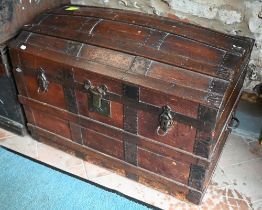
[188,164,206,191]
[62,70,78,114]
[186,190,203,205]
[69,122,83,145]
[62,70,83,145]
[123,84,139,180]
[193,105,217,159]
[190,105,211,194]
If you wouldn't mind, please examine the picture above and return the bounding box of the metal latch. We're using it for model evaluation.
[37,68,49,93]
[157,105,173,136]
[84,80,111,117]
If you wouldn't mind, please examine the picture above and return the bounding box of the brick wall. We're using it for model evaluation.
[71,0,262,93]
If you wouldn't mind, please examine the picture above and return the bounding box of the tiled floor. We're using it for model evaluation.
[0,128,261,210]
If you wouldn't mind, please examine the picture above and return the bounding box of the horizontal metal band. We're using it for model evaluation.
[19,95,212,167]
[27,123,204,197]
[20,67,215,132]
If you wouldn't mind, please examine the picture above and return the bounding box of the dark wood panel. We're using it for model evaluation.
[49,6,253,54]
[31,109,71,139]
[161,35,223,65]
[140,87,199,119]
[8,5,254,205]
[26,31,135,70]
[19,96,212,167]
[24,14,231,80]
[70,122,83,145]
[82,127,124,160]
[40,14,91,31]
[75,91,124,129]
[138,148,190,184]
[74,68,123,95]
[79,44,135,70]
[24,74,66,109]
[146,60,212,91]
[27,124,204,204]
[18,67,212,131]
[10,42,223,108]
[75,68,126,130]
[138,111,197,153]
[27,32,82,56]
[14,32,227,99]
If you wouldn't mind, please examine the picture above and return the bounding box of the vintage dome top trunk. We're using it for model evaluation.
[9,5,254,204]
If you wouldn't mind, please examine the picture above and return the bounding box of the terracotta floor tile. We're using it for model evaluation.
[167,201,199,210]
[226,197,250,209]
[201,186,250,210]
[219,134,259,168]
[0,135,37,158]
[201,186,229,210]
[37,142,82,170]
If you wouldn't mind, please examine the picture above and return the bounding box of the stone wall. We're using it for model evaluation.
[71,0,262,93]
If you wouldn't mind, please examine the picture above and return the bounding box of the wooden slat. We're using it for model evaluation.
[27,123,205,204]
[23,14,229,80]
[50,5,253,54]
[11,35,227,109]
[19,95,214,167]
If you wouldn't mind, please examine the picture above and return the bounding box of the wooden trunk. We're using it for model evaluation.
[8,5,254,204]
[0,45,26,135]
[0,0,69,43]
[0,0,69,135]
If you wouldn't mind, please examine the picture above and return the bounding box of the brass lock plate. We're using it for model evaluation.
[88,97,111,117]
[84,80,111,117]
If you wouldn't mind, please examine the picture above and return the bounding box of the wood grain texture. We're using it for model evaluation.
[49,6,253,53]
[18,97,212,167]
[8,5,255,205]
[27,124,203,204]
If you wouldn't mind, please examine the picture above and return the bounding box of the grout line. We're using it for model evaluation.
[218,185,256,208]
[89,173,113,182]
[215,165,234,186]
[222,157,261,168]
[82,160,88,180]
[69,163,84,168]
[209,184,232,191]
[251,198,262,204]
[230,157,261,166]
[222,194,251,202]
[208,185,252,205]
[35,141,39,159]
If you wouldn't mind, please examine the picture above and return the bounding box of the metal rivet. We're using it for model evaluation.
[16,68,22,72]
